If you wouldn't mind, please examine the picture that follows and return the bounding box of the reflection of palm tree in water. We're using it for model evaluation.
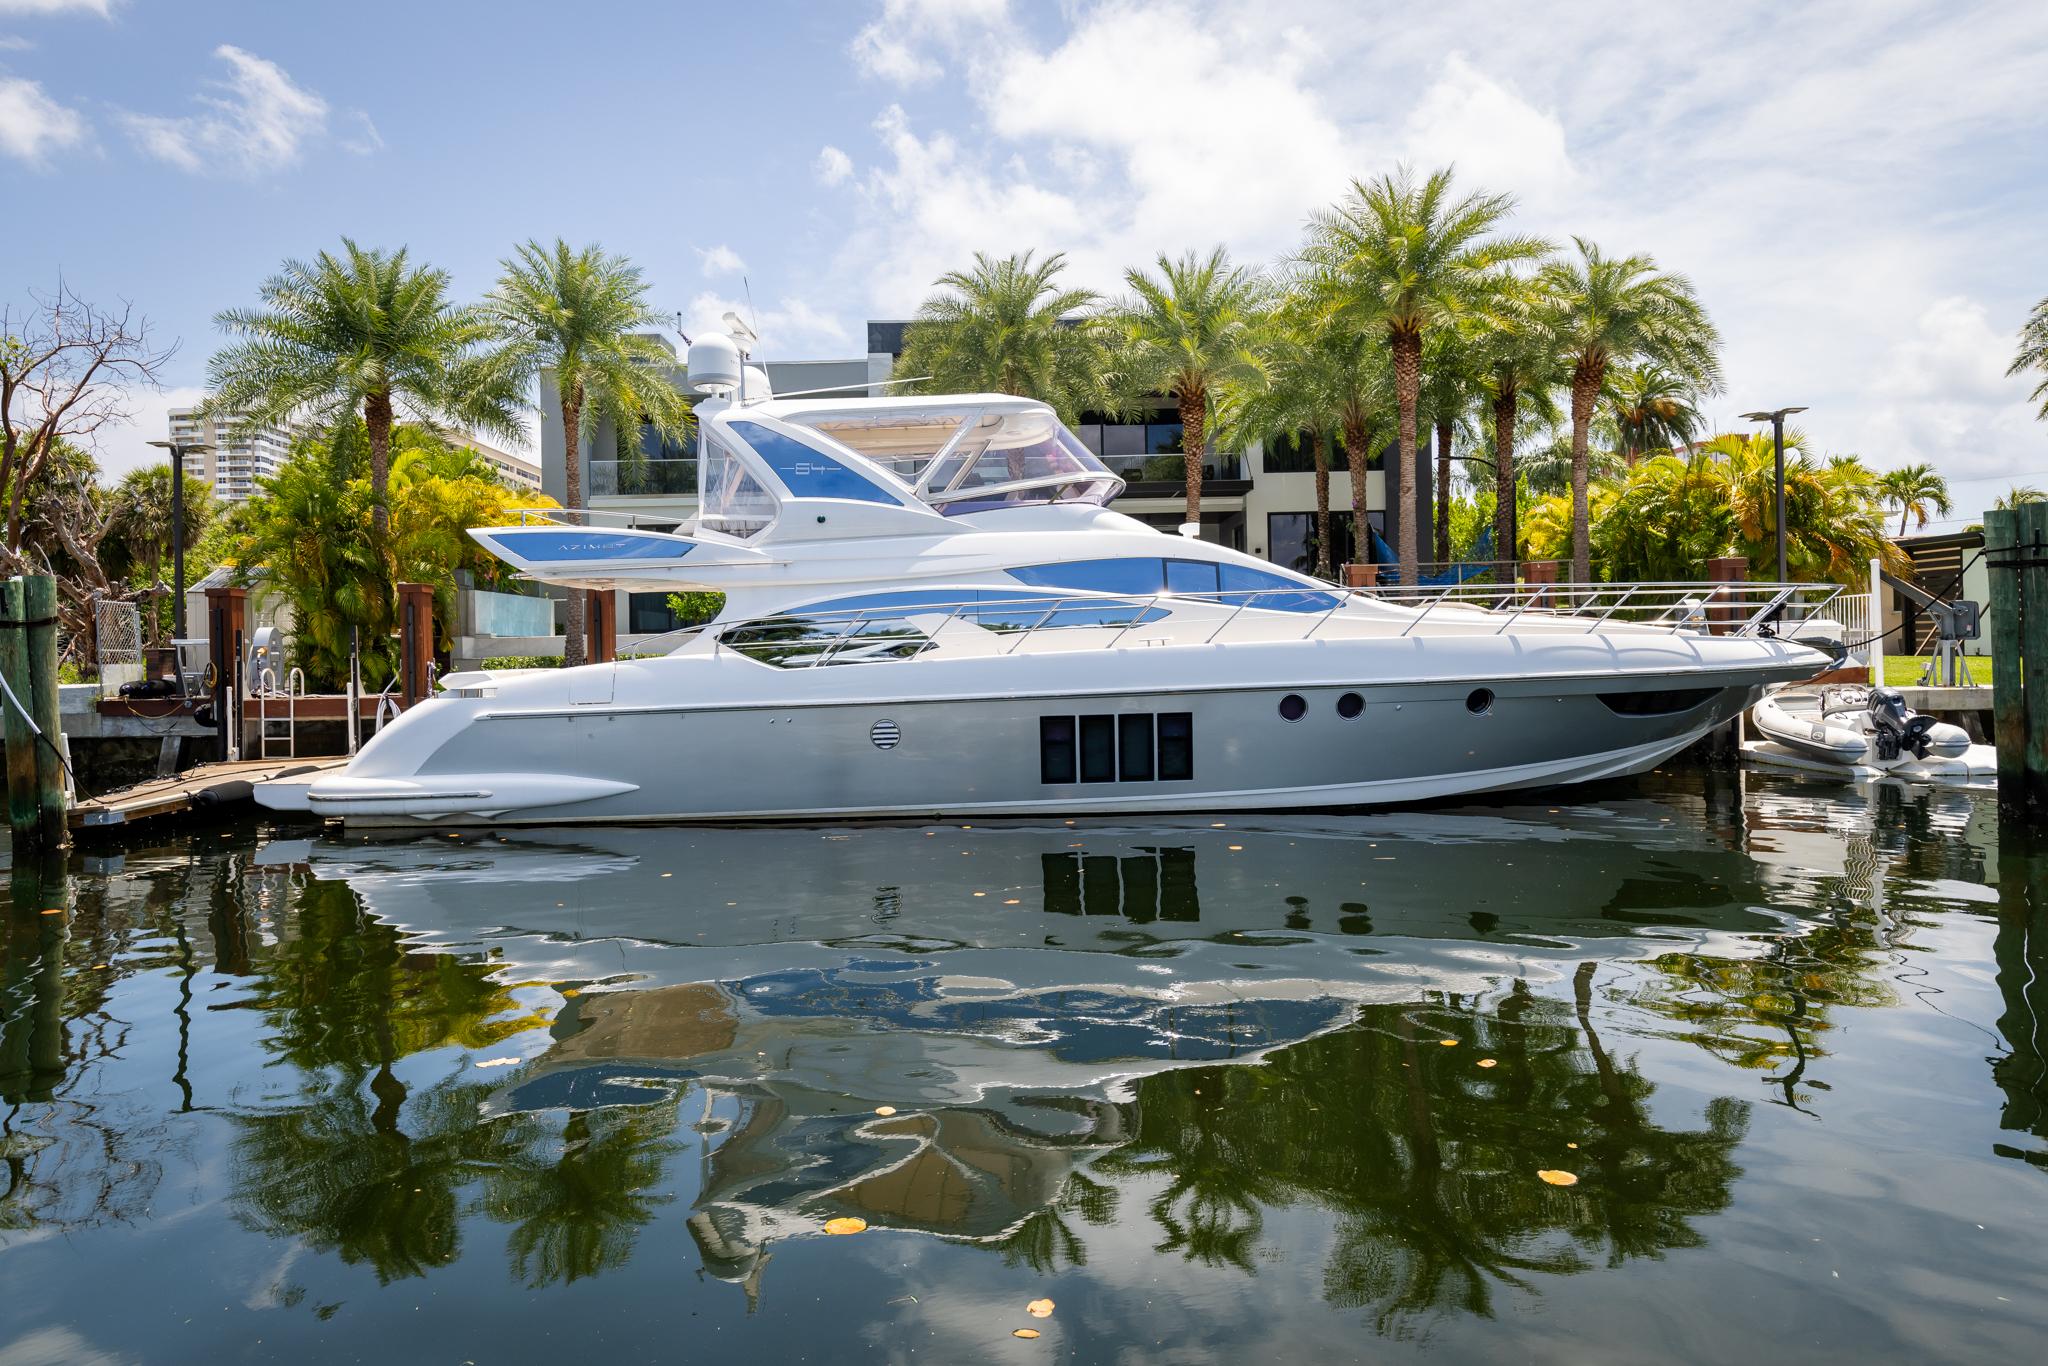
[225,878,681,1286]
[1103,988,1748,1331]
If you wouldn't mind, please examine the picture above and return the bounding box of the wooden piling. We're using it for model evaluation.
[23,576,67,847]
[2024,504,2048,811]
[1987,506,2046,814]
[0,578,39,835]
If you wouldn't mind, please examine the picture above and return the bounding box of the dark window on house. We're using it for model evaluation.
[1264,431,1333,474]
[1040,716,1076,783]
[628,592,682,634]
[1145,422,1184,454]
[1075,423,1104,455]
[1158,712,1193,780]
[1267,512,1356,576]
[1079,714,1117,782]
[1101,424,1146,456]
[1119,714,1156,781]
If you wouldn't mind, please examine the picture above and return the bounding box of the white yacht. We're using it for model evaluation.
[280,331,1836,826]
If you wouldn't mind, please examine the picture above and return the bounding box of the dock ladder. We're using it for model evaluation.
[255,666,306,758]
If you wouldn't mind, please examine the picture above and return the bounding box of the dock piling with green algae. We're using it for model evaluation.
[1986,504,2048,814]
[0,574,69,851]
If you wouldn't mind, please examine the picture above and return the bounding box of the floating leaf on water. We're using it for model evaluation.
[1566,1142,1578,1149]
[874,1106,897,1117]
[823,1217,867,1235]
[1228,845,1243,851]
[973,891,987,897]
[1013,1329,1041,1339]
[1027,1298,1054,1318]
[1438,1038,1458,1047]
[1537,1169,1579,1186]
[1004,899,1022,905]
[1477,1058,1497,1068]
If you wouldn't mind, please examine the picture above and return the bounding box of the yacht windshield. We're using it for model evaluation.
[924,409,1119,513]
[698,433,777,539]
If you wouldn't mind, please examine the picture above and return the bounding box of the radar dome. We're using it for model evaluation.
[686,333,742,394]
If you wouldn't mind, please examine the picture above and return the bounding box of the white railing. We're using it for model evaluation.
[692,581,1846,670]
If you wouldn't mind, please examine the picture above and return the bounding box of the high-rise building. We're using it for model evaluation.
[165,407,296,503]
[449,431,543,491]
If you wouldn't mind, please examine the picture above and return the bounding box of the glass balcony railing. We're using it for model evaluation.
[588,458,698,498]
[1098,453,1246,484]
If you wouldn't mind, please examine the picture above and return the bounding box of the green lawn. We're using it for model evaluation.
[1880,654,1993,687]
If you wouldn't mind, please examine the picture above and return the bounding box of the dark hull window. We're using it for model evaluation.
[1040,716,1076,783]
[1158,712,1193,780]
[1119,714,1156,781]
[1598,687,1719,716]
[1079,715,1117,782]
[1040,710,1192,784]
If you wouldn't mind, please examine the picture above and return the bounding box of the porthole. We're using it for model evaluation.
[1278,693,1307,722]
[870,719,901,749]
[1337,692,1364,719]
[1465,688,1495,716]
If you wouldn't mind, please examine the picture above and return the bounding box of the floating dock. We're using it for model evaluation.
[68,756,348,834]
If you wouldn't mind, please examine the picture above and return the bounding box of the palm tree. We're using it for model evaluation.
[99,465,219,648]
[897,251,1105,422]
[1604,364,1703,466]
[1420,328,1482,565]
[1470,278,1558,572]
[1541,238,1721,581]
[210,239,519,539]
[482,239,691,667]
[1876,463,1954,536]
[1301,166,1547,585]
[2011,295,2048,420]
[1217,291,1372,579]
[1995,485,2046,509]
[1115,247,1270,528]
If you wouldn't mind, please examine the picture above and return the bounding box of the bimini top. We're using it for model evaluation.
[695,394,1124,540]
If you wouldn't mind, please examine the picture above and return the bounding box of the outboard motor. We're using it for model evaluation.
[1867,687,1944,760]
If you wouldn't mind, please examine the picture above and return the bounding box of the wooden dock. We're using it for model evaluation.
[68,756,347,833]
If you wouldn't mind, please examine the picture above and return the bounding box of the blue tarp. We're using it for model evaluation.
[1365,526,1495,586]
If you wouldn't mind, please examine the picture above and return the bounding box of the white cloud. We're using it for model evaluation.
[338,109,382,155]
[815,144,853,185]
[684,291,849,355]
[0,35,36,48]
[0,74,85,165]
[849,0,1010,84]
[0,0,112,14]
[696,243,747,276]
[814,0,2048,505]
[122,44,330,176]
[1400,54,1574,210]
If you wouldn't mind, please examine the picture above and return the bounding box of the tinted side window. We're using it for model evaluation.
[1158,712,1194,780]
[1165,559,1220,595]
[1218,564,1341,613]
[1010,558,1166,595]
[729,421,904,505]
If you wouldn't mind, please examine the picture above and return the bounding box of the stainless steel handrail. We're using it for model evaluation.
[507,577,1843,667]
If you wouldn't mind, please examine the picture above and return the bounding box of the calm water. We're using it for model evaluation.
[3,770,2046,1364]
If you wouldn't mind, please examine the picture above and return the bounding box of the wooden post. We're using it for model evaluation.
[22,577,66,847]
[1344,563,1380,589]
[1987,509,2024,806]
[0,578,39,839]
[2024,504,2048,811]
[397,582,436,706]
[1705,555,1749,636]
[585,589,617,664]
[205,585,247,762]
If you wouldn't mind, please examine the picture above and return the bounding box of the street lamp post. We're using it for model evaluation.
[145,438,213,639]
[1739,407,1807,582]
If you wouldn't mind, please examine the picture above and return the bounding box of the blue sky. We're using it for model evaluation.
[4,0,2046,526]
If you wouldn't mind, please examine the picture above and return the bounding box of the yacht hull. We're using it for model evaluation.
[303,669,1777,827]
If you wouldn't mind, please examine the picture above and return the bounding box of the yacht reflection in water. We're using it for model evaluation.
[287,798,1821,1306]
